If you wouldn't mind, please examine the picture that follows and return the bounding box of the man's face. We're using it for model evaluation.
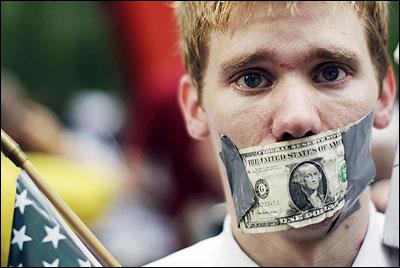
[179,1,395,237]
[299,164,321,191]
[201,2,378,154]
[191,2,382,218]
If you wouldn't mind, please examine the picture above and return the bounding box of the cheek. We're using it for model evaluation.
[316,84,378,130]
[204,92,275,149]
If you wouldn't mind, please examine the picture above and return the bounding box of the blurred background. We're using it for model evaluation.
[1,1,399,267]
[1,2,226,266]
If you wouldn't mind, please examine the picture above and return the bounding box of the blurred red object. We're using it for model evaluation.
[104,2,185,149]
[103,2,223,220]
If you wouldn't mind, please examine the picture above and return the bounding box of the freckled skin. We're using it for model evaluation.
[203,3,378,152]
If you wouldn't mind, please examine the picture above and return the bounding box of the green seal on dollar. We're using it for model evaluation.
[339,162,347,183]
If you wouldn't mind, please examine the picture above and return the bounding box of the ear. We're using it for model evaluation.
[178,74,210,139]
[373,67,397,129]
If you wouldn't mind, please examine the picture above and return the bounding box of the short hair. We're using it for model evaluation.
[173,1,389,99]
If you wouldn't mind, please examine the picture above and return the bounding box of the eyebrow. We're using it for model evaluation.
[219,49,276,75]
[218,46,362,75]
[309,48,361,65]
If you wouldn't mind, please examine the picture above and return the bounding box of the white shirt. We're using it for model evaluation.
[145,202,398,267]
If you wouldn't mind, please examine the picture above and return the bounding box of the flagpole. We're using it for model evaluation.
[1,129,122,267]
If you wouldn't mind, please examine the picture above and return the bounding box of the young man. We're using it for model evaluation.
[146,2,398,266]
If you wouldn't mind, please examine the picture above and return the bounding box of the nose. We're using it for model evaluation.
[271,78,322,141]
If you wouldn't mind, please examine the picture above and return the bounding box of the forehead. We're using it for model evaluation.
[206,2,368,70]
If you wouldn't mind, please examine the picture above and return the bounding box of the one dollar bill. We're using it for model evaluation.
[238,129,348,233]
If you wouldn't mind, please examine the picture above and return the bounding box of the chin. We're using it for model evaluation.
[282,209,342,241]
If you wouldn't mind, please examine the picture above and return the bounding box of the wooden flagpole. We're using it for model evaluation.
[1,129,121,267]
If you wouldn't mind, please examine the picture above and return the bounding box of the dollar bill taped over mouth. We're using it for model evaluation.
[219,111,375,233]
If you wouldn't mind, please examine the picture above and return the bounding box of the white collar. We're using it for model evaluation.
[351,202,393,267]
[220,215,258,266]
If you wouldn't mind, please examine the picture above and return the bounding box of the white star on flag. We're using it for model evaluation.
[15,190,34,214]
[42,258,59,267]
[42,225,66,249]
[77,259,92,267]
[11,225,32,250]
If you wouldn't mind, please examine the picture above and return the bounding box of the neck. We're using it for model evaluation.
[231,189,371,267]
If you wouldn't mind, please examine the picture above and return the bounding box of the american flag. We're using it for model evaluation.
[7,171,102,267]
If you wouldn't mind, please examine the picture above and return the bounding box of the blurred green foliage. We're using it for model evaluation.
[1,1,122,118]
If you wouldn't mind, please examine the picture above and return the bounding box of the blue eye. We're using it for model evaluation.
[236,72,272,90]
[315,66,347,83]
